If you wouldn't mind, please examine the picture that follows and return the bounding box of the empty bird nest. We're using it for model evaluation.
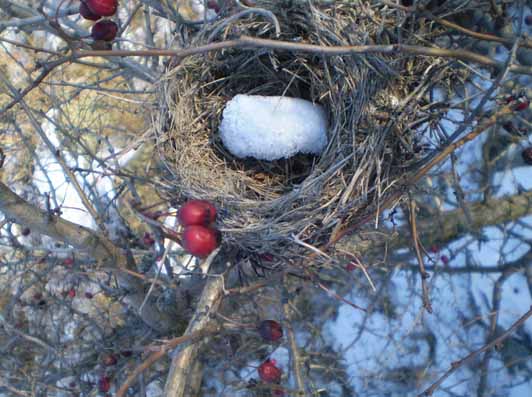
[153,0,461,261]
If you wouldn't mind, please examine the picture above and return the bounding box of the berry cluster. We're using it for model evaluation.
[79,0,119,42]
[179,200,221,258]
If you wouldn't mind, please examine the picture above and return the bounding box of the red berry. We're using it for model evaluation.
[207,0,220,12]
[33,292,43,300]
[86,0,118,17]
[143,232,155,246]
[182,226,220,257]
[67,288,76,298]
[102,354,117,366]
[526,15,532,26]
[514,98,529,111]
[21,227,31,236]
[69,381,76,388]
[522,147,532,165]
[429,245,439,254]
[258,320,283,342]
[98,376,111,392]
[440,255,449,265]
[79,2,102,20]
[178,200,217,226]
[345,262,356,272]
[63,257,74,267]
[258,359,282,383]
[260,253,274,262]
[85,291,94,299]
[91,20,118,42]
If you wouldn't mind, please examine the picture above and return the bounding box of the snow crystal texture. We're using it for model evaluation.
[219,95,328,161]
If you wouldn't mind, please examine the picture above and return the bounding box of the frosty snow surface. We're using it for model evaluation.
[219,94,328,161]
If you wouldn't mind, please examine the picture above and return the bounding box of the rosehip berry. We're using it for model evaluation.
[178,200,217,226]
[260,253,274,262]
[258,359,282,383]
[63,257,74,267]
[98,376,111,392]
[258,320,283,342]
[67,288,76,298]
[207,0,220,13]
[182,225,220,258]
[86,0,118,17]
[345,262,356,272]
[85,292,94,299]
[79,2,101,21]
[91,20,118,42]
[514,98,530,111]
[440,255,449,265]
[143,232,155,246]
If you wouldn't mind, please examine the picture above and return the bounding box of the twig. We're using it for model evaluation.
[116,328,216,397]
[0,313,56,353]
[207,6,281,42]
[315,280,367,312]
[418,306,532,396]
[335,249,377,292]
[408,198,432,313]
[74,36,532,75]
[426,14,532,49]
[283,275,306,396]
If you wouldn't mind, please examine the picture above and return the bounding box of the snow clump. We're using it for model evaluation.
[219,94,328,161]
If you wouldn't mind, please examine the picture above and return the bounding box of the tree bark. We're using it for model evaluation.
[163,273,224,396]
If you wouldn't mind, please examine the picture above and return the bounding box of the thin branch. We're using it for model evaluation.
[408,198,432,314]
[419,306,532,396]
[283,276,306,396]
[116,328,217,397]
[74,36,532,75]
[426,14,532,49]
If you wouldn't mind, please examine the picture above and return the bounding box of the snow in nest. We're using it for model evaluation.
[219,95,328,161]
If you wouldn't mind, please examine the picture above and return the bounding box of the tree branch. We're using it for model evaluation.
[339,190,532,257]
[75,36,532,75]
[163,256,224,396]
[419,306,532,396]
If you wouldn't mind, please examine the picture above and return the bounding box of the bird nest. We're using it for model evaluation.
[153,0,449,260]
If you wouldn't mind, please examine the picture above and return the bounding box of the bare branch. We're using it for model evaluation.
[419,306,532,396]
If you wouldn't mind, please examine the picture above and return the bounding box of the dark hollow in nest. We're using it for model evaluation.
[153,1,442,257]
